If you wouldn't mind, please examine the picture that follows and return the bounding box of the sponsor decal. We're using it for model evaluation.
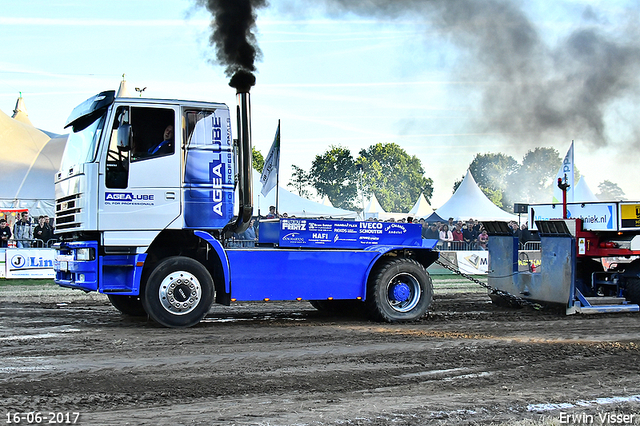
[209,161,225,216]
[105,192,155,206]
[282,232,305,244]
[282,220,307,231]
[384,223,407,235]
[360,221,383,234]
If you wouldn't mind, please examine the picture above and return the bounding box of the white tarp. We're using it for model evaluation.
[435,170,517,222]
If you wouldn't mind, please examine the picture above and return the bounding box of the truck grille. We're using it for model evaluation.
[56,194,82,230]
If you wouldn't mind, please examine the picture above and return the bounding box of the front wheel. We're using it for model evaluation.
[142,256,214,328]
[366,258,433,322]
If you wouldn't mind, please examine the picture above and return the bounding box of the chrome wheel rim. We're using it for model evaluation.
[159,270,202,315]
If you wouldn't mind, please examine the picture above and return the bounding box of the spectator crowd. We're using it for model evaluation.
[0,211,56,248]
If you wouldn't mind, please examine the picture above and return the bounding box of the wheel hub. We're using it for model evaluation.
[392,283,411,302]
[387,273,421,313]
[159,271,202,315]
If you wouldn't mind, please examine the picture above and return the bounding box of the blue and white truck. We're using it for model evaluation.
[53,89,439,327]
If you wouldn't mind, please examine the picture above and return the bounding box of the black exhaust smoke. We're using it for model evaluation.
[197,0,266,91]
[197,0,267,236]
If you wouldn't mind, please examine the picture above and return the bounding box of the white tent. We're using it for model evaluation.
[573,177,599,202]
[408,193,433,218]
[363,194,386,219]
[320,194,333,207]
[435,170,517,222]
[12,94,32,126]
[116,75,132,97]
[0,101,65,218]
[253,171,358,219]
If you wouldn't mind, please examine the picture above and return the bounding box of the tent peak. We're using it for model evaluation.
[12,93,32,125]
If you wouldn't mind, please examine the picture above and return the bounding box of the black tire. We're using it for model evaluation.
[107,294,147,317]
[365,258,433,322]
[625,278,640,305]
[141,256,214,328]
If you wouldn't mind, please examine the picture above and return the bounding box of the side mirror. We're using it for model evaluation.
[117,124,132,152]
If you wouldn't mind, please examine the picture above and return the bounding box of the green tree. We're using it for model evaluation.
[287,165,313,199]
[596,180,626,200]
[513,147,561,204]
[357,142,433,212]
[252,146,264,173]
[309,146,358,210]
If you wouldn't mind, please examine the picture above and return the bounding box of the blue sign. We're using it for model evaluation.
[278,219,422,249]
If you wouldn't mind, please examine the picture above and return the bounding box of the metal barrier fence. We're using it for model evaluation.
[435,240,541,251]
[7,238,58,248]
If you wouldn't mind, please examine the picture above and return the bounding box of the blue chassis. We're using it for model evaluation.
[53,235,438,302]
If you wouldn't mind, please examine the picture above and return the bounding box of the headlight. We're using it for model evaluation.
[75,248,95,261]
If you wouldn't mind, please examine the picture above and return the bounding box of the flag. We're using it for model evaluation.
[552,141,574,203]
[260,120,280,197]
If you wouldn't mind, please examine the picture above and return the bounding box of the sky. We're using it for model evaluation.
[2,0,640,209]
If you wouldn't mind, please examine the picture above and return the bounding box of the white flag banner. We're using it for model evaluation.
[552,141,574,203]
[260,121,280,197]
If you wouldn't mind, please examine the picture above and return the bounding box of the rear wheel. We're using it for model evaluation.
[366,258,433,322]
[107,294,147,317]
[141,256,214,328]
[625,278,640,305]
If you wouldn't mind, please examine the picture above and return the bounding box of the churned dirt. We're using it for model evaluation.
[1,279,640,426]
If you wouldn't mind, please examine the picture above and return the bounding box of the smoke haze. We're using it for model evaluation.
[279,0,640,150]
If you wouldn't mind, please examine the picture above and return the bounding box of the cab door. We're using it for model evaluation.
[98,105,181,233]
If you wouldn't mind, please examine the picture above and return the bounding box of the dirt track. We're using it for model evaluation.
[2,280,640,426]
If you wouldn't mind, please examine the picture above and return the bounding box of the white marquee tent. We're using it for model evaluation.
[434,170,518,222]
[0,99,65,219]
[573,177,599,202]
[408,192,433,218]
[362,194,386,220]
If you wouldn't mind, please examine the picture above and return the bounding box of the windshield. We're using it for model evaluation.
[59,113,106,173]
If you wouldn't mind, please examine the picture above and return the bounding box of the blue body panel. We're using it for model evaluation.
[54,240,146,295]
[226,249,380,301]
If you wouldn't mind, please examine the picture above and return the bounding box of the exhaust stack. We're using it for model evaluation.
[224,90,253,237]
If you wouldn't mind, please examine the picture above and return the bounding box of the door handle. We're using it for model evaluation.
[165,191,176,200]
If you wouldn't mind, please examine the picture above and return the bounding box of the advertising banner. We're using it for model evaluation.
[455,251,489,275]
[529,203,617,231]
[278,219,423,249]
[620,203,640,230]
[5,248,56,278]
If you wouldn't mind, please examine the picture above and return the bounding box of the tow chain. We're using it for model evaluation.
[435,258,544,310]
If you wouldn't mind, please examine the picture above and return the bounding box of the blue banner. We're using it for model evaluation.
[278,219,423,249]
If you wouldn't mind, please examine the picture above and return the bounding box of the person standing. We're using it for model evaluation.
[0,219,11,248]
[14,211,33,248]
[439,224,454,250]
[34,215,54,247]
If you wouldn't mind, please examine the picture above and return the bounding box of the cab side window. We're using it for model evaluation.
[130,107,175,162]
